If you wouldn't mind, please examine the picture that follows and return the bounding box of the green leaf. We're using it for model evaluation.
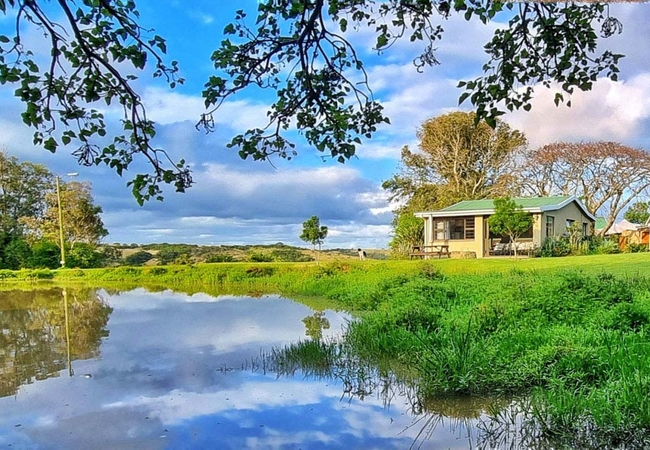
[339,18,347,33]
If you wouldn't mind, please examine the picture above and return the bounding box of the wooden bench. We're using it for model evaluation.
[409,245,450,259]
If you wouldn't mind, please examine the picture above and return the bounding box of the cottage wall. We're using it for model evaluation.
[541,202,594,240]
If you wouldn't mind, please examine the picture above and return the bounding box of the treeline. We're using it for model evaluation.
[0,152,108,269]
[115,243,388,266]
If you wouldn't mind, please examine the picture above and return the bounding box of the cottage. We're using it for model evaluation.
[414,196,595,258]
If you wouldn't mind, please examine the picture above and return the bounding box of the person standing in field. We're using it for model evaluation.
[357,248,366,260]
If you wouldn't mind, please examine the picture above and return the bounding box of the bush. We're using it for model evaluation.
[67,243,105,268]
[157,248,180,265]
[123,251,153,266]
[0,270,17,279]
[27,241,61,269]
[270,248,313,262]
[2,238,32,269]
[245,266,275,277]
[539,236,571,257]
[248,252,273,262]
[28,269,55,279]
[588,236,620,254]
[205,253,236,263]
[625,242,648,253]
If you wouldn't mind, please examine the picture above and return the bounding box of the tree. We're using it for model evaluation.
[21,181,108,251]
[0,0,189,204]
[123,250,153,266]
[0,151,53,238]
[384,112,526,210]
[300,216,328,262]
[388,212,424,259]
[624,202,650,225]
[0,1,623,200]
[520,142,650,235]
[488,198,534,258]
[302,312,330,341]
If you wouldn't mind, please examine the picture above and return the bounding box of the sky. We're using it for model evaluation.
[1,2,649,249]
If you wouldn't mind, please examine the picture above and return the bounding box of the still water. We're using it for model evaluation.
[0,288,506,449]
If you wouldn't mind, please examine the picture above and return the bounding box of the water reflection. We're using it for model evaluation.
[262,339,517,449]
[0,288,111,398]
[0,288,530,449]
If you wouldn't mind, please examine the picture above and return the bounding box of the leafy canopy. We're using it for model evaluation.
[488,197,534,252]
[203,1,622,160]
[624,202,650,225]
[383,111,526,212]
[520,142,650,236]
[0,0,189,204]
[0,1,623,201]
[300,215,328,248]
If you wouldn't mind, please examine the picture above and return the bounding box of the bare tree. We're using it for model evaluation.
[520,142,650,235]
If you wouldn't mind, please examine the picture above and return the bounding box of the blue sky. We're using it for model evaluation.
[1,2,649,248]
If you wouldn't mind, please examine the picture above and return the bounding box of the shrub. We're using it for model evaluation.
[625,242,648,253]
[270,248,313,262]
[539,236,571,257]
[0,270,17,279]
[67,244,105,268]
[205,253,236,263]
[27,241,61,269]
[29,269,54,279]
[123,251,153,266]
[245,266,275,277]
[604,302,650,331]
[248,252,273,262]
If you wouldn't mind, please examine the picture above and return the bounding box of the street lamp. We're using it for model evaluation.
[56,172,78,268]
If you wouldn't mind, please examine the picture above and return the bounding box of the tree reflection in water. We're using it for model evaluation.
[0,288,112,398]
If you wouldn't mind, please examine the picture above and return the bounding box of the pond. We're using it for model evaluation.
[1,288,519,449]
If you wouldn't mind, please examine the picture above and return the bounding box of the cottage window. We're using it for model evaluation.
[434,218,475,240]
[546,216,555,237]
[582,222,589,235]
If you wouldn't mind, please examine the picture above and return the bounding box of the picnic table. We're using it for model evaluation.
[409,245,450,259]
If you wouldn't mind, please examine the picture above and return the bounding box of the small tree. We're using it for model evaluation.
[488,198,534,257]
[389,212,424,259]
[624,201,650,225]
[300,216,328,263]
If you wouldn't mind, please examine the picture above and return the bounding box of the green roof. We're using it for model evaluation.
[595,217,607,230]
[440,196,573,212]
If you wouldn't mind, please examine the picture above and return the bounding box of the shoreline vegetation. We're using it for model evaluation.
[4,252,650,446]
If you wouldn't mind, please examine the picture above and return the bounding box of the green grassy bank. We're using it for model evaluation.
[4,252,650,444]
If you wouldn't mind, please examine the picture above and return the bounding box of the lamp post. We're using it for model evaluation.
[56,173,78,268]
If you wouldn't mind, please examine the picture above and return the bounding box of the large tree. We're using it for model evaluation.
[384,111,526,211]
[0,152,53,237]
[21,181,108,250]
[0,1,623,201]
[520,142,650,235]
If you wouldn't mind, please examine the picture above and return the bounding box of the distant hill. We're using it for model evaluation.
[110,242,388,266]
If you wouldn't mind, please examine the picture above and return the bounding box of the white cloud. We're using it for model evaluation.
[507,74,650,148]
[141,88,270,133]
